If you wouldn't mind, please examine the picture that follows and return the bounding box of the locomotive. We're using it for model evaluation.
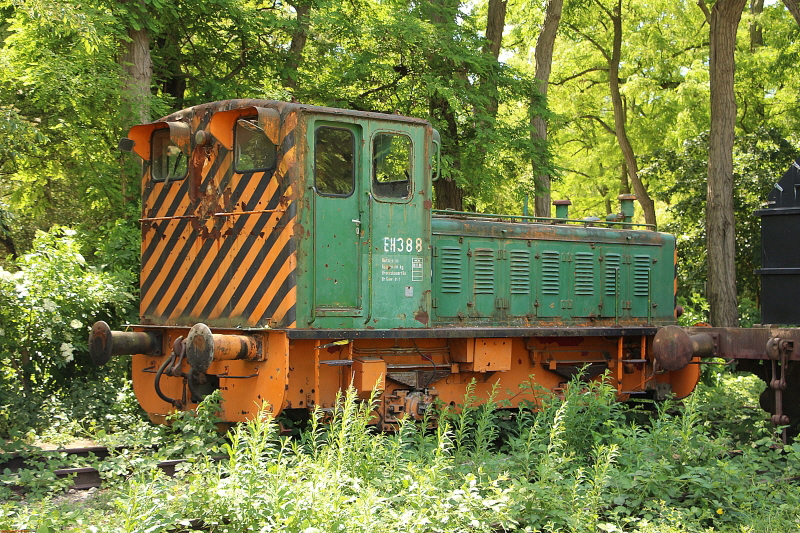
[88,99,797,433]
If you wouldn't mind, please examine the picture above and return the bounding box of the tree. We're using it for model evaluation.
[646,129,796,323]
[118,1,153,125]
[532,0,564,217]
[562,0,656,225]
[782,0,800,25]
[699,0,748,327]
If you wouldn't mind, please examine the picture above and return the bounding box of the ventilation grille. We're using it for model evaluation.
[440,246,462,293]
[473,248,495,294]
[634,255,651,297]
[510,250,531,294]
[604,253,621,296]
[574,252,594,296]
[541,251,560,295]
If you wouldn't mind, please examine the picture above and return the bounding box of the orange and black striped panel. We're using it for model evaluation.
[139,105,298,328]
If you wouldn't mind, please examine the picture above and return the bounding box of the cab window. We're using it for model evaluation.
[372,133,411,198]
[151,129,187,182]
[235,117,277,172]
[315,126,355,196]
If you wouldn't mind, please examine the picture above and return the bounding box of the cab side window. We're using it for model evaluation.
[372,133,411,198]
[151,129,187,182]
[315,126,355,196]
[235,117,277,172]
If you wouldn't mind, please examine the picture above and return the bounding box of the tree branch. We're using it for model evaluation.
[579,114,616,136]
[592,0,614,19]
[553,66,608,86]
[565,23,610,61]
[697,0,711,23]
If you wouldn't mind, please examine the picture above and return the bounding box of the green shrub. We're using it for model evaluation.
[4,374,800,533]
[0,227,135,437]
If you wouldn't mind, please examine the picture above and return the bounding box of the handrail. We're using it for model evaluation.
[431,209,656,230]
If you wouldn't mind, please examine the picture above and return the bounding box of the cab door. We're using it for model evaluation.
[365,122,431,328]
[312,121,364,315]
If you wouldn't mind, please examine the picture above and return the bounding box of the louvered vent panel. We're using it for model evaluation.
[634,255,651,296]
[541,251,560,295]
[474,248,495,294]
[575,252,594,296]
[440,246,462,293]
[604,253,621,296]
[510,250,531,294]
[575,252,594,295]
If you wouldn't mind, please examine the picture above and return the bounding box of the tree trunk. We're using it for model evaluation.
[532,0,563,218]
[747,0,765,123]
[481,0,508,118]
[608,0,656,226]
[782,0,800,26]
[620,161,630,194]
[706,0,747,327]
[750,0,764,50]
[484,0,507,60]
[431,91,464,210]
[433,175,465,211]
[428,0,466,211]
[284,0,312,91]
[120,27,152,124]
[161,33,186,108]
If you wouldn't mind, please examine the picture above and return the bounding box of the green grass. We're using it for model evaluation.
[2,373,800,533]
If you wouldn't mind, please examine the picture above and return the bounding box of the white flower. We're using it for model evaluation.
[60,342,74,363]
[70,319,83,329]
[43,327,52,340]
[43,299,57,312]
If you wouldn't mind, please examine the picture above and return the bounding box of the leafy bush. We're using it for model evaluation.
[4,374,800,533]
[0,227,135,437]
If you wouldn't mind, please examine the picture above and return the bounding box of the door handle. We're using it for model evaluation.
[352,219,361,236]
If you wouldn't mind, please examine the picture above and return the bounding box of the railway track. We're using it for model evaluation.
[0,445,208,492]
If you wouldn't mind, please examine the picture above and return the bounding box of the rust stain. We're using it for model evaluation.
[189,145,205,202]
[423,199,432,210]
[414,310,429,325]
[223,187,234,212]
[544,338,584,347]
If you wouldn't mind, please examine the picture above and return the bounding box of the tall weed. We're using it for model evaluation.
[6,374,800,533]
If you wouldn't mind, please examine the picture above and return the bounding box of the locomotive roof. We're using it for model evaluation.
[159,98,432,126]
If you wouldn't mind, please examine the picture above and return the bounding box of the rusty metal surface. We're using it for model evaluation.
[185,323,261,372]
[685,327,800,361]
[160,99,430,127]
[284,326,659,339]
[137,101,299,329]
[652,325,693,371]
[653,325,714,371]
[433,209,654,231]
[432,215,667,245]
[89,321,160,365]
